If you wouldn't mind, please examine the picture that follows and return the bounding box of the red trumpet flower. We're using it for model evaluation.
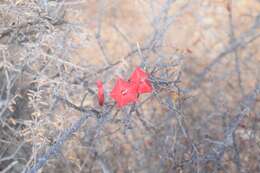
[96,80,104,106]
[110,78,138,108]
[129,67,153,94]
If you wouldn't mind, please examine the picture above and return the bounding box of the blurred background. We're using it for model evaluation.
[0,0,260,172]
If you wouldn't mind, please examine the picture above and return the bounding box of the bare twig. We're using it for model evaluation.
[25,112,94,173]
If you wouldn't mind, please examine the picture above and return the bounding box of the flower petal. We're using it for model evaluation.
[96,80,104,106]
[110,78,138,108]
[129,67,153,94]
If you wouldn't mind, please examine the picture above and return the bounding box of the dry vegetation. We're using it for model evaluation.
[0,0,260,173]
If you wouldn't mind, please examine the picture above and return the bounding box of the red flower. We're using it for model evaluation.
[96,80,104,106]
[110,78,138,107]
[129,67,153,94]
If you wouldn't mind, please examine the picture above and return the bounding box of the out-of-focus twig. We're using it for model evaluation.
[24,111,96,173]
[191,29,260,89]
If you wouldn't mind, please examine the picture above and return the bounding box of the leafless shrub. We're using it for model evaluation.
[0,0,260,173]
